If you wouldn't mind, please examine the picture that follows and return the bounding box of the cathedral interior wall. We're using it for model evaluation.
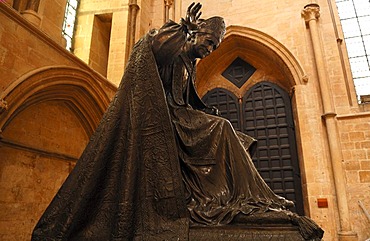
[0,0,369,240]
[0,2,115,240]
[0,101,87,240]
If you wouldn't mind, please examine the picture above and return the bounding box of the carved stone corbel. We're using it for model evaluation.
[165,0,174,7]
[301,3,320,25]
[302,75,308,83]
[0,99,8,114]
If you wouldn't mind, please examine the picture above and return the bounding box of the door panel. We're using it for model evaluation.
[202,88,241,131]
[202,81,304,215]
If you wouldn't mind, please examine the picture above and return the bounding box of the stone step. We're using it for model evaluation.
[189,225,313,241]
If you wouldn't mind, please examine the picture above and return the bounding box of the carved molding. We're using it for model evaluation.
[197,26,307,93]
[0,137,79,161]
[0,66,113,136]
[0,99,8,113]
[0,3,118,90]
[302,75,308,83]
[301,3,320,23]
[289,86,296,97]
[321,112,337,120]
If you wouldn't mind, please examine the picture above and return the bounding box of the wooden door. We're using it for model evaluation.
[202,82,304,215]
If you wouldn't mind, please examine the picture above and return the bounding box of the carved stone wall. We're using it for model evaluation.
[0,102,85,240]
[0,3,115,240]
[73,0,130,86]
[1,0,370,240]
[172,1,369,240]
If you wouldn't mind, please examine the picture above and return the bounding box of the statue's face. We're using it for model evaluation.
[190,31,222,59]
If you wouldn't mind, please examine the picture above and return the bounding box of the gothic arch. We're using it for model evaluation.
[0,66,114,136]
[197,26,309,214]
[196,25,307,97]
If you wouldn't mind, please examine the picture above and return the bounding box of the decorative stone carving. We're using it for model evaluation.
[165,0,174,7]
[301,3,320,23]
[302,75,309,83]
[0,99,8,114]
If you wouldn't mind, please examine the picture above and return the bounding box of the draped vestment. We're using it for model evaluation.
[32,21,293,241]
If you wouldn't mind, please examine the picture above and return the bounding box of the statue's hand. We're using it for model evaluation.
[205,106,221,117]
[181,2,202,35]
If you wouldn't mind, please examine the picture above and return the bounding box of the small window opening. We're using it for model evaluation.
[89,13,112,77]
[62,0,80,52]
[336,0,370,103]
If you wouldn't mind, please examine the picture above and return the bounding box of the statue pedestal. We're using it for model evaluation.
[190,225,313,241]
[189,212,323,240]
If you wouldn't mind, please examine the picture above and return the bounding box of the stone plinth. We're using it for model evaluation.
[190,225,313,241]
[189,212,323,241]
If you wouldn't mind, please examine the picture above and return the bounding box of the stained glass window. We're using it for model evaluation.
[336,0,370,102]
[62,0,80,52]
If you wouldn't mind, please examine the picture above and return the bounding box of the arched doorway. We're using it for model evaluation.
[202,82,304,215]
[197,25,308,215]
[0,66,115,240]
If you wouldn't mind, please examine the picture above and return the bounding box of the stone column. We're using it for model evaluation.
[21,0,41,26]
[125,0,140,62]
[301,3,357,240]
[164,0,173,23]
[26,0,40,11]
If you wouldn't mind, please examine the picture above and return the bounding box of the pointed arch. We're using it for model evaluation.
[197,26,308,215]
[0,66,115,136]
[196,25,307,96]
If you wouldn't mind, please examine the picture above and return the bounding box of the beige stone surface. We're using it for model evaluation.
[0,147,72,241]
[332,115,370,240]
[1,0,370,240]
[0,3,115,240]
[0,101,88,240]
[106,10,128,85]
[38,0,68,46]
[73,0,129,86]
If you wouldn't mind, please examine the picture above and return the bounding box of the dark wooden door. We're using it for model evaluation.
[202,88,241,131]
[202,82,304,215]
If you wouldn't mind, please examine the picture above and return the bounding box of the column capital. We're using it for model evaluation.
[164,0,174,7]
[302,3,320,23]
[129,0,139,9]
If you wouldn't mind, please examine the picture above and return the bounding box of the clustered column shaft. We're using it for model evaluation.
[301,3,357,240]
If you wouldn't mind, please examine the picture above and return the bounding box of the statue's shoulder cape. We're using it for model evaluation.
[32,34,189,241]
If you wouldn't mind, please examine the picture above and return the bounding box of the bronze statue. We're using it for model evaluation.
[32,3,323,240]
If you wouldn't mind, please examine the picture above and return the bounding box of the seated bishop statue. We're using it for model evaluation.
[32,2,324,241]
